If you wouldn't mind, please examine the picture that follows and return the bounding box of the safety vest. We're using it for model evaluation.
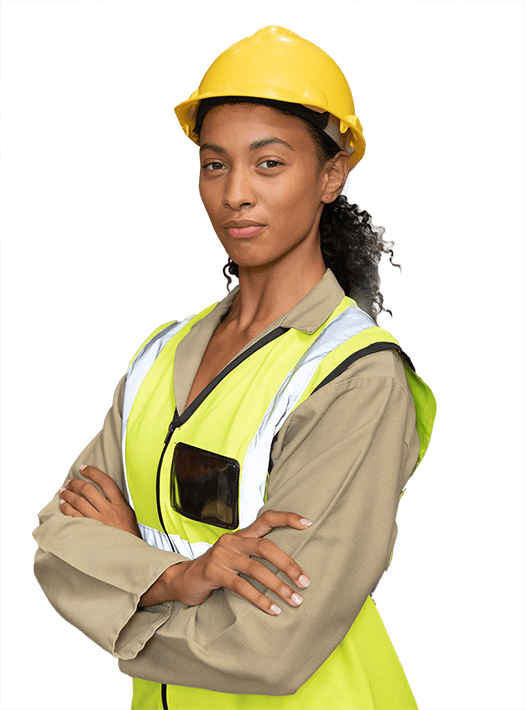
[122,295,436,710]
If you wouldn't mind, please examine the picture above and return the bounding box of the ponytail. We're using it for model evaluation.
[318,195,397,320]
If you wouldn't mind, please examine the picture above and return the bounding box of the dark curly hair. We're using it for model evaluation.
[194,97,398,320]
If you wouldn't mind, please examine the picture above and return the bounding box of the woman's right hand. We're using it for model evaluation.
[139,511,312,615]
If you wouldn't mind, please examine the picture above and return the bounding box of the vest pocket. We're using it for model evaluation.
[170,442,240,529]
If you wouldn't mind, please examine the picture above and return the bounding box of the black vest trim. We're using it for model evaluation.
[267,343,413,479]
[177,326,289,426]
[311,342,414,395]
[156,327,289,545]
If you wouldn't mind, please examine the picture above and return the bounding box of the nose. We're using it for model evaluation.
[222,166,256,211]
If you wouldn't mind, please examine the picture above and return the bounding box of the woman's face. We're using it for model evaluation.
[198,103,335,273]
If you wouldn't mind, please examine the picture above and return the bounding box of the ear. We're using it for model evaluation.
[321,152,351,204]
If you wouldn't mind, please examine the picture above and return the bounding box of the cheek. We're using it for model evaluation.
[199,179,220,221]
[267,173,321,226]
[260,170,317,218]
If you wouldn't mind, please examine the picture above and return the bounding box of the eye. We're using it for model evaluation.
[202,161,226,171]
[258,159,283,169]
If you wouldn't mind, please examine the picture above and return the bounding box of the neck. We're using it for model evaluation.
[225,246,326,333]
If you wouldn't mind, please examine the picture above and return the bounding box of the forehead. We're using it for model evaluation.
[199,103,315,151]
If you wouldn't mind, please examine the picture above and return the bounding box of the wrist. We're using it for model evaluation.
[138,561,190,607]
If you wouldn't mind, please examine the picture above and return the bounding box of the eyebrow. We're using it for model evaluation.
[199,137,295,154]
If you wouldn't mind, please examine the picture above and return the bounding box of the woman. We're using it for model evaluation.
[34,26,436,710]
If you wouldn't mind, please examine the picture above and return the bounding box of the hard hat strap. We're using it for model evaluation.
[194,96,352,154]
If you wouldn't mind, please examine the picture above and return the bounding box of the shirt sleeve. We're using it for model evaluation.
[115,349,420,695]
[32,375,190,660]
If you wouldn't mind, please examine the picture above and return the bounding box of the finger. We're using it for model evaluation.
[60,487,102,520]
[79,465,126,505]
[224,572,283,616]
[236,556,304,608]
[59,498,84,518]
[66,478,109,513]
[239,536,310,590]
[236,510,312,539]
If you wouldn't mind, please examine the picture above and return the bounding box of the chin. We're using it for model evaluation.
[230,254,295,273]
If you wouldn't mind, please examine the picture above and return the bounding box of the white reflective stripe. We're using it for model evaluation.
[239,305,375,528]
[138,522,212,559]
[121,316,195,509]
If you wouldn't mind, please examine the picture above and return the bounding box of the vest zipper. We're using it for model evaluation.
[161,682,169,710]
[156,409,181,553]
[153,331,287,710]
[164,410,181,445]
[158,411,183,710]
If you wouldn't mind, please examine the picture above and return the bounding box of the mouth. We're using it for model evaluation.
[228,225,264,238]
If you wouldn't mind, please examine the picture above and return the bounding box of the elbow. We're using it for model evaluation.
[270,673,307,697]
[33,548,52,597]
[253,656,310,696]
[273,675,305,697]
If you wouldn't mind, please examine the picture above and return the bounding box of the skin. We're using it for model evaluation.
[187,104,349,406]
[60,103,350,615]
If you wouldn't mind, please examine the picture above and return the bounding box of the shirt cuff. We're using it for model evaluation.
[114,602,178,660]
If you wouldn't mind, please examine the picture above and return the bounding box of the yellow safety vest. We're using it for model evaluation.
[122,296,436,710]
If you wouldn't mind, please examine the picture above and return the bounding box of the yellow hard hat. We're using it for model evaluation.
[174,26,366,171]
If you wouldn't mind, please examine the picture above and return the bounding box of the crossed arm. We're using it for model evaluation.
[33,350,419,695]
[59,466,312,613]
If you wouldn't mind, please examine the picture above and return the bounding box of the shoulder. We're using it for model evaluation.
[333,348,411,395]
[283,348,414,438]
[128,299,227,367]
[128,320,179,365]
[271,347,419,473]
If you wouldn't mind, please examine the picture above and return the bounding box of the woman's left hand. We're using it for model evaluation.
[59,465,141,538]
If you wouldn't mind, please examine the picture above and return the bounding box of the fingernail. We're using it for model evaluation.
[298,575,310,588]
[59,487,66,494]
[300,518,312,527]
[59,499,65,505]
[291,593,303,605]
[270,604,281,615]
[79,464,87,472]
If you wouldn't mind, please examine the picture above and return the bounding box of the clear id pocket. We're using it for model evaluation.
[170,442,240,529]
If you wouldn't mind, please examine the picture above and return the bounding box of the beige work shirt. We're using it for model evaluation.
[33,269,420,696]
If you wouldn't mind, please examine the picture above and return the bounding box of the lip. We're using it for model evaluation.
[228,225,264,238]
[224,220,265,238]
[223,219,263,228]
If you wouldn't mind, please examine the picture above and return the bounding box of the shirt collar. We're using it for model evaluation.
[211,269,345,332]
